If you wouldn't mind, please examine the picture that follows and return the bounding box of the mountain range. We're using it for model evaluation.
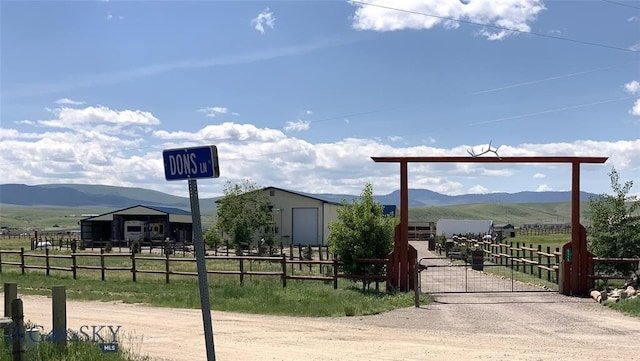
[0,183,600,214]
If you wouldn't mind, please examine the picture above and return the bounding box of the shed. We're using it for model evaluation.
[218,186,343,246]
[436,219,493,238]
[494,223,516,238]
[80,205,192,246]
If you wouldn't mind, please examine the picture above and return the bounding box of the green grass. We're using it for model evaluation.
[604,297,640,317]
[409,202,588,226]
[0,271,428,317]
[1,201,587,234]
[0,333,150,361]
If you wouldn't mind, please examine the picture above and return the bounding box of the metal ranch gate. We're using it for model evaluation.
[419,256,556,293]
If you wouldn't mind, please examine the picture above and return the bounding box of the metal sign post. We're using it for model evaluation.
[163,145,219,361]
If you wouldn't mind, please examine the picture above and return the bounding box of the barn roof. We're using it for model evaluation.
[264,186,343,205]
[82,205,191,223]
[214,186,343,206]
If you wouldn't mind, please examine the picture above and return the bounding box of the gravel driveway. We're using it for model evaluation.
[6,241,640,361]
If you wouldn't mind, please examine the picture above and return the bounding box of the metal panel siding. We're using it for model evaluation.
[292,208,318,245]
[169,214,193,223]
[436,219,493,237]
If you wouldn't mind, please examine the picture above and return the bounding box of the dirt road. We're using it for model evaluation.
[6,243,640,361]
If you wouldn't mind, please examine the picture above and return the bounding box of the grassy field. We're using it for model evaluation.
[1,202,588,233]
[409,201,589,226]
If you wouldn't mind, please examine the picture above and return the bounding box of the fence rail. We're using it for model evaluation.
[440,237,640,287]
[0,248,387,289]
[440,237,562,284]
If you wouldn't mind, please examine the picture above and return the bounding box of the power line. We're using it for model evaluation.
[350,0,640,54]
[601,0,640,10]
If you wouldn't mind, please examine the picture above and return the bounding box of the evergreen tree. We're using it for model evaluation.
[588,168,640,275]
[328,183,396,289]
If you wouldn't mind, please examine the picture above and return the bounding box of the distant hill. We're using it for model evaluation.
[0,183,599,213]
[313,188,597,207]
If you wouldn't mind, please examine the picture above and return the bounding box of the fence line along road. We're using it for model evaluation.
[0,247,388,290]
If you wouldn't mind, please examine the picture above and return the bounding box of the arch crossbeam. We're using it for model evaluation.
[372,156,608,295]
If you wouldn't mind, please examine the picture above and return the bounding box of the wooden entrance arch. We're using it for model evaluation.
[372,156,608,295]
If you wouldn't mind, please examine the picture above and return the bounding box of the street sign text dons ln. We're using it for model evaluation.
[162,145,220,181]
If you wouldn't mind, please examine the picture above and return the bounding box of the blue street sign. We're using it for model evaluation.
[163,145,220,181]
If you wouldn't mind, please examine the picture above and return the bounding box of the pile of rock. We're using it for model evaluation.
[590,274,639,304]
[591,286,638,303]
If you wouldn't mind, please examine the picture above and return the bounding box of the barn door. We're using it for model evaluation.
[292,208,318,245]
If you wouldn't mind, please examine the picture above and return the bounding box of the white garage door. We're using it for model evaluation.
[292,208,318,245]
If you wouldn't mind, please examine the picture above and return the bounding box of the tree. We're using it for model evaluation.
[215,180,272,252]
[588,167,640,275]
[203,228,222,250]
[328,183,396,290]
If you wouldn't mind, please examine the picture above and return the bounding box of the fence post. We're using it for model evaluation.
[51,286,67,350]
[333,257,338,290]
[555,247,560,284]
[72,253,77,280]
[509,242,513,270]
[537,245,542,279]
[281,255,287,288]
[298,245,303,271]
[165,250,170,284]
[0,249,3,273]
[4,283,17,342]
[131,248,137,282]
[239,258,244,286]
[11,298,25,361]
[527,243,532,275]
[546,246,552,282]
[318,244,324,273]
[46,248,50,276]
[100,249,105,281]
[20,248,25,275]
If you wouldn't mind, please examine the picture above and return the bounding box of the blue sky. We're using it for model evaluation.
[1,0,639,198]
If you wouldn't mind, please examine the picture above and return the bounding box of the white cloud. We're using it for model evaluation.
[468,185,489,194]
[105,11,123,21]
[197,107,229,118]
[533,173,546,179]
[630,43,640,51]
[630,98,640,116]
[55,98,84,105]
[2,104,640,198]
[38,106,160,130]
[624,80,639,95]
[536,184,552,192]
[284,120,311,132]
[350,0,546,40]
[628,16,639,22]
[251,8,276,34]
[387,135,403,142]
[154,122,286,142]
[305,110,313,115]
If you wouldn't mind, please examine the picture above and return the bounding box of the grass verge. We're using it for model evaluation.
[0,271,430,317]
[604,297,640,317]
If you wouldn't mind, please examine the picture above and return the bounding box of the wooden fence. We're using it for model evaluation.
[442,237,562,284]
[0,248,387,289]
[515,228,571,236]
[443,237,640,287]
